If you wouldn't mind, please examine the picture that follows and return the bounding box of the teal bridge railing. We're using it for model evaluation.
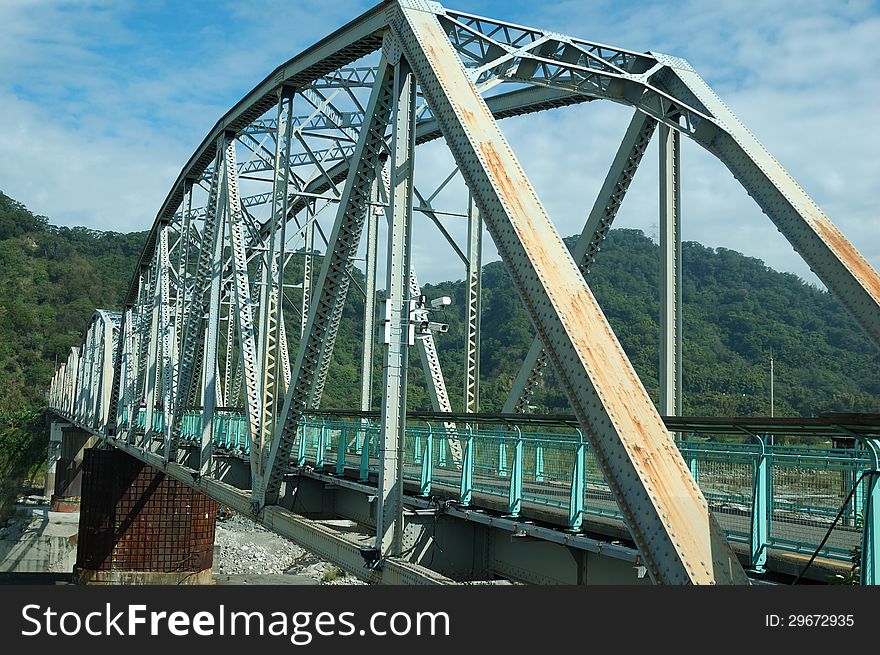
[132,407,879,584]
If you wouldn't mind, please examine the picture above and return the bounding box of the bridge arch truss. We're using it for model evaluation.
[49,0,880,586]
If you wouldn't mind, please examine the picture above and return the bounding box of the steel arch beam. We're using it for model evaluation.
[263,58,397,506]
[434,8,880,349]
[504,110,657,414]
[654,60,880,346]
[69,1,875,587]
[389,0,747,585]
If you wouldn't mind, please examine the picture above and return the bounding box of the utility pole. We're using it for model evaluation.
[769,348,775,448]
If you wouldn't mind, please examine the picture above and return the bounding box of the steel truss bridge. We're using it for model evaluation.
[47,0,879,585]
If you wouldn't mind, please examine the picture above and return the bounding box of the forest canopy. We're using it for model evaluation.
[0,190,877,419]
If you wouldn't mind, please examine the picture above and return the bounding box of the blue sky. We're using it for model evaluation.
[1,0,878,286]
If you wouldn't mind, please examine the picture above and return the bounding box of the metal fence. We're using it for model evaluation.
[127,410,880,582]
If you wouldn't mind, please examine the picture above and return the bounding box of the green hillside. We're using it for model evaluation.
[0,190,877,420]
[0,192,146,410]
[418,230,880,416]
[0,192,146,510]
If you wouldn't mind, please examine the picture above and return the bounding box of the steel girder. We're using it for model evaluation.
[168,148,224,462]
[360,179,380,412]
[54,1,878,587]
[659,124,682,417]
[143,244,162,444]
[376,47,417,555]
[223,138,264,475]
[254,88,295,495]
[434,7,880,348]
[464,195,482,414]
[503,111,656,414]
[194,139,228,472]
[263,59,396,505]
[388,0,748,584]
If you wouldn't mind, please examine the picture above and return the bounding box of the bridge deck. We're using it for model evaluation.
[88,408,872,581]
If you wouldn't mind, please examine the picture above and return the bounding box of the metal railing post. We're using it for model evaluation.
[508,426,523,516]
[359,425,371,482]
[213,412,222,449]
[460,426,474,506]
[853,465,867,528]
[336,424,346,475]
[750,435,769,572]
[569,430,585,531]
[239,415,248,454]
[420,424,433,497]
[498,439,508,477]
[860,439,880,586]
[316,419,326,469]
[686,433,699,483]
[535,441,545,483]
[293,419,305,467]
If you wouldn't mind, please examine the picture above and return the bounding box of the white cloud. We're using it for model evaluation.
[0,0,374,230]
[442,0,880,288]
[0,0,877,292]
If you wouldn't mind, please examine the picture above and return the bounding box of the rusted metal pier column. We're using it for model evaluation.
[74,448,218,584]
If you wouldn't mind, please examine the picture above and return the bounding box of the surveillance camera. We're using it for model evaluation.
[430,296,452,309]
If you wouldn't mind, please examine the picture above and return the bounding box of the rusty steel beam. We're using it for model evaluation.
[390,0,748,585]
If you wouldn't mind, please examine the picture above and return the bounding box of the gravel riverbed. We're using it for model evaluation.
[214,514,366,585]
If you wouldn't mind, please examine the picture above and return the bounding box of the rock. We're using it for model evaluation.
[214,514,365,584]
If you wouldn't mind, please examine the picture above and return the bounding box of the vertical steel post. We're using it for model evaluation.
[297,422,307,468]
[198,137,228,475]
[420,425,433,497]
[508,427,523,516]
[316,421,326,469]
[535,442,545,483]
[750,437,769,572]
[860,439,880,586]
[144,257,162,446]
[254,87,294,505]
[158,227,174,446]
[853,462,866,527]
[301,204,314,339]
[689,452,699,483]
[376,49,416,557]
[569,434,586,531]
[460,427,473,506]
[359,425,371,482]
[336,425,346,475]
[862,472,879,585]
[360,179,379,412]
[465,194,482,413]
[224,136,266,495]
[221,301,234,407]
[119,308,134,436]
[174,180,194,395]
[659,124,682,419]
